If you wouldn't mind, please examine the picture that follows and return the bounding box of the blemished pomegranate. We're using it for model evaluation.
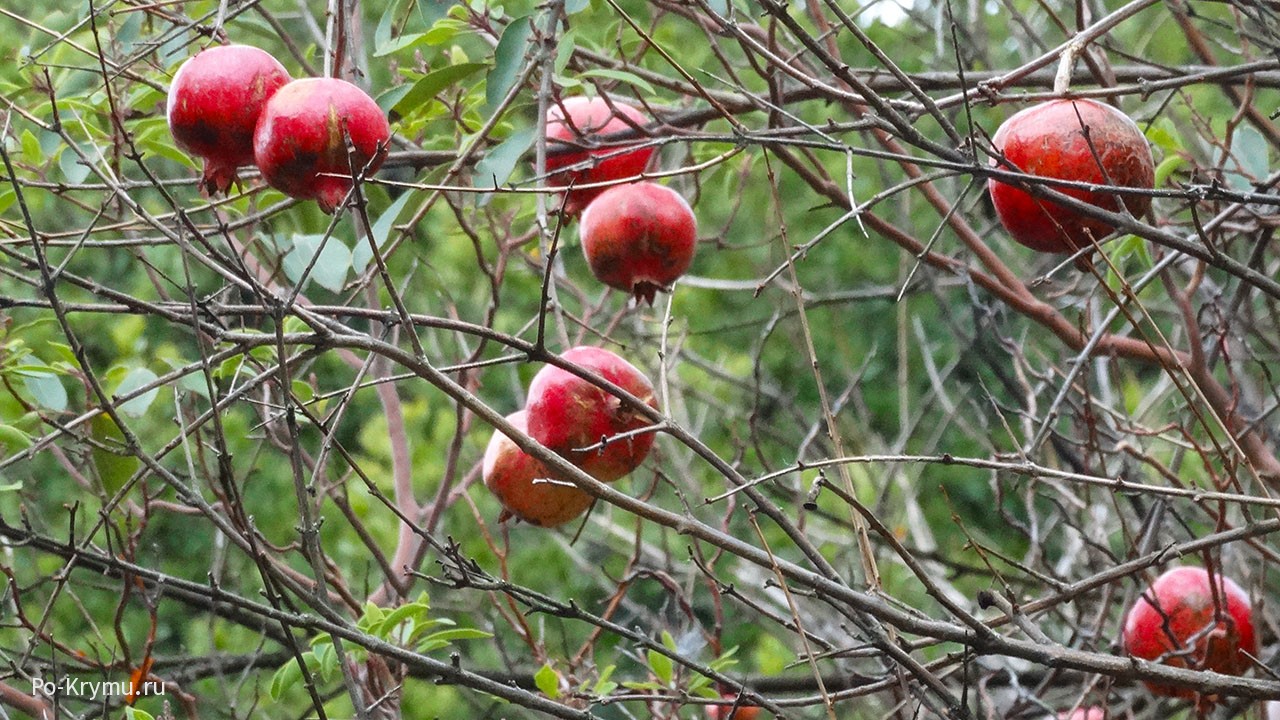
[988,98,1154,253]
[166,44,291,196]
[253,77,391,213]
[543,96,654,215]
[579,182,697,305]
[482,411,595,528]
[525,346,658,482]
[1122,565,1255,699]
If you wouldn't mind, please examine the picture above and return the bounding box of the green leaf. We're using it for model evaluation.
[486,16,534,110]
[416,627,492,651]
[422,18,469,46]
[115,366,159,417]
[114,10,144,55]
[374,32,428,58]
[283,234,352,293]
[159,358,210,399]
[691,684,721,699]
[59,147,90,184]
[594,679,618,695]
[418,0,455,24]
[374,601,430,638]
[555,29,577,75]
[358,601,388,632]
[620,680,663,691]
[1231,126,1268,188]
[269,660,304,701]
[592,664,617,695]
[215,354,245,382]
[660,630,677,651]
[1144,117,1183,154]
[291,379,315,406]
[378,83,416,115]
[534,663,560,698]
[392,62,488,116]
[1153,155,1185,188]
[20,129,41,163]
[1109,234,1150,268]
[140,135,198,168]
[312,640,338,681]
[125,708,156,720]
[577,69,655,95]
[91,413,140,495]
[44,342,77,367]
[21,365,66,412]
[282,315,310,335]
[354,191,415,273]
[647,648,673,685]
[474,125,535,189]
[375,0,404,49]
[707,645,740,671]
[0,424,32,454]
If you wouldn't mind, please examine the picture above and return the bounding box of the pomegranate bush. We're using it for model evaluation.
[1,2,1280,720]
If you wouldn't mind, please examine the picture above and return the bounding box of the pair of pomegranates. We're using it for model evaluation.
[543,96,698,305]
[483,346,659,527]
[166,44,390,213]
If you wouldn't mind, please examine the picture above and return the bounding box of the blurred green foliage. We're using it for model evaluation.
[0,0,1276,718]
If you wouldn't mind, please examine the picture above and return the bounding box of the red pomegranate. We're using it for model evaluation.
[543,96,654,215]
[705,697,761,720]
[525,346,658,482]
[483,411,595,528]
[1122,565,1255,699]
[579,182,697,305]
[166,44,291,195]
[253,78,391,213]
[988,99,1154,253]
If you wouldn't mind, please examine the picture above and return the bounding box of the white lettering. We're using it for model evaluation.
[28,676,166,699]
[138,680,163,696]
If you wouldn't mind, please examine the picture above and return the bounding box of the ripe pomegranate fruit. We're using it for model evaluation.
[166,44,291,196]
[1122,565,1255,699]
[988,99,1154,253]
[525,346,658,482]
[579,182,697,305]
[705,698,761,720]
[482,411,594,527]
[253,77,391,213]
[543,96,654,215]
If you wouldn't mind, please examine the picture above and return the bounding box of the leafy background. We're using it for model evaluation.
[0,0,1278,719]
